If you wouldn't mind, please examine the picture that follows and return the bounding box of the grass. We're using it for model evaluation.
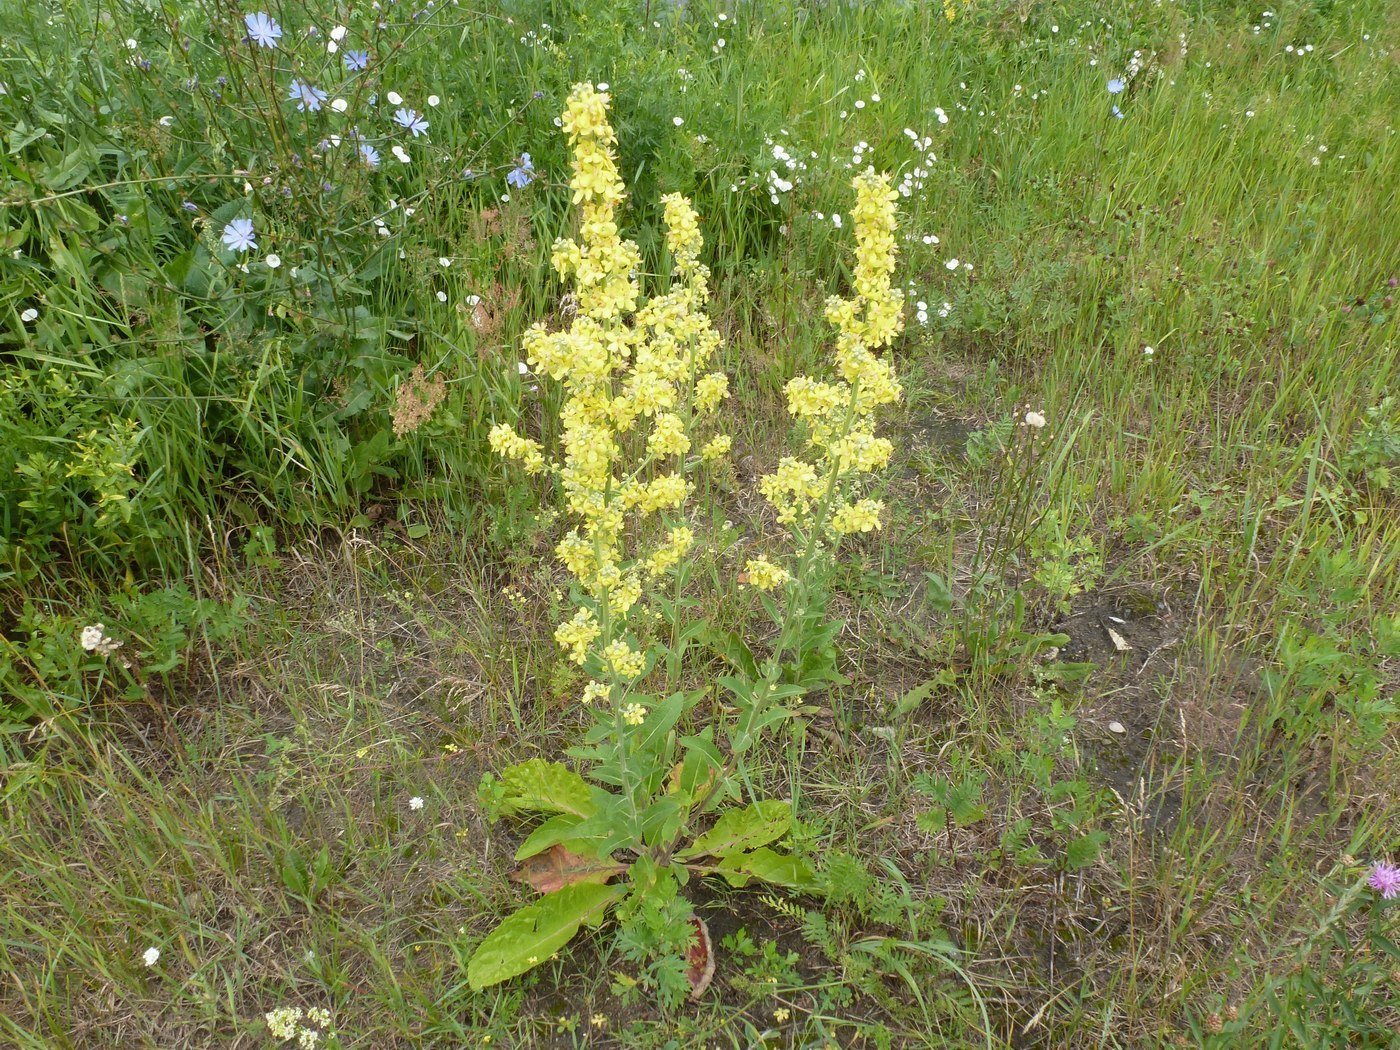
[2,0,1398,1045]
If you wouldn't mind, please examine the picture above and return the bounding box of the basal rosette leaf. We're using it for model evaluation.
[511,844,627,894]
[678,800,792,860]
[492,758,596,820]
[714,847,814,890]
[466,881,626,990]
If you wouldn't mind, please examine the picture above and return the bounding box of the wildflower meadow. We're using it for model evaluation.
[1,0,1397,1046]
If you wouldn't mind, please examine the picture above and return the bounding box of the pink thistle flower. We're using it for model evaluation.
[1368,861,1400,900]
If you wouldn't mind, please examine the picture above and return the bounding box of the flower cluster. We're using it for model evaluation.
[265,1005,333,1048]
[490,84,730,708]
[755,169,904,564]
[80,623,122,657]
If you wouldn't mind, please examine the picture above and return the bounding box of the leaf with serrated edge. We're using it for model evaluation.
[714,847,813,889]
[679,800,791,860]
[466,882,624,990]
[498,759,596,820]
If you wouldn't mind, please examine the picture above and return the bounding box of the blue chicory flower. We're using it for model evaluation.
[506,153,535,188]
[394,108,429,136]
[221,218,257,252]
[244,12,282,48]
[344,50,369,72]
[289,80,328,112]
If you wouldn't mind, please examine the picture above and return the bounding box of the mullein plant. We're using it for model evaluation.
[470,84,904,1003]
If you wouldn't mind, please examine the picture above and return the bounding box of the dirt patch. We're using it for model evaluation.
[1051,584,1189,836]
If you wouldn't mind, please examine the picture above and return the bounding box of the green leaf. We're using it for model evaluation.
[515,814,585,861]
[894,678,941,716]
[497,759,596,820]
[679,800,792,860]
[706,629,759,679]
[631,691,685,757]
[1063,830,1108,870]
[715,847,814,890]
[466,882,625,990]
[675,732,724,809]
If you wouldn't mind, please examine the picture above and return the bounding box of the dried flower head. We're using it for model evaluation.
[391,365,447,437]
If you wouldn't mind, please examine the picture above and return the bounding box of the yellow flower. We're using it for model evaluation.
[644,525,695,576]
[555,607,601,665]
[784,376,845,419]
[602,639,646,678]
[499,85,736,695]
[581,681,610,705]
[701,434,732,462]
[695,372,729,411]
[744,557,791,591]
[759,457,823,525]
[830,498,884,535]
[765,170,904,540]
[646,412,691,458]
[487,423,548,474]
[620,702,647,726]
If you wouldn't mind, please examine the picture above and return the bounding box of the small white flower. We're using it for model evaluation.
[21,307,38,323]
[409,796,425,811]
[427,94,440,107]
[142,947,160,967]
[265,253,281,269]
[517,361,530,375]
[1143,345,1154,355]
[81,624,105,651]
[330,24,348,41]
[331,97,348,113]
[945,258,960,270]
[438,257,451,267]
[1024,411,1047,429]
[391,145,411,164]
[387,90,403,105]
[436,291,447,302]
[125,37,138,49]
[158,115,174,127]
[673,116,684,126]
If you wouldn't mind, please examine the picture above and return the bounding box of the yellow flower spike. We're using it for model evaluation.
[762,170,903,538]
[487,423,548,475]
[603,639,646,679]
[494,85,732,697]
[646,412,691,458]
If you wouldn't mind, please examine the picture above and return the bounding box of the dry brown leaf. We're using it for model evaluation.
[686,916,715,1001]
[510,845,625,895]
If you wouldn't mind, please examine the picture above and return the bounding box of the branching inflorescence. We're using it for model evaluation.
[489,83,730,711]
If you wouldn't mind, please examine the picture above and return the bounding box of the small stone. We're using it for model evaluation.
[1108,721,1126,735]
